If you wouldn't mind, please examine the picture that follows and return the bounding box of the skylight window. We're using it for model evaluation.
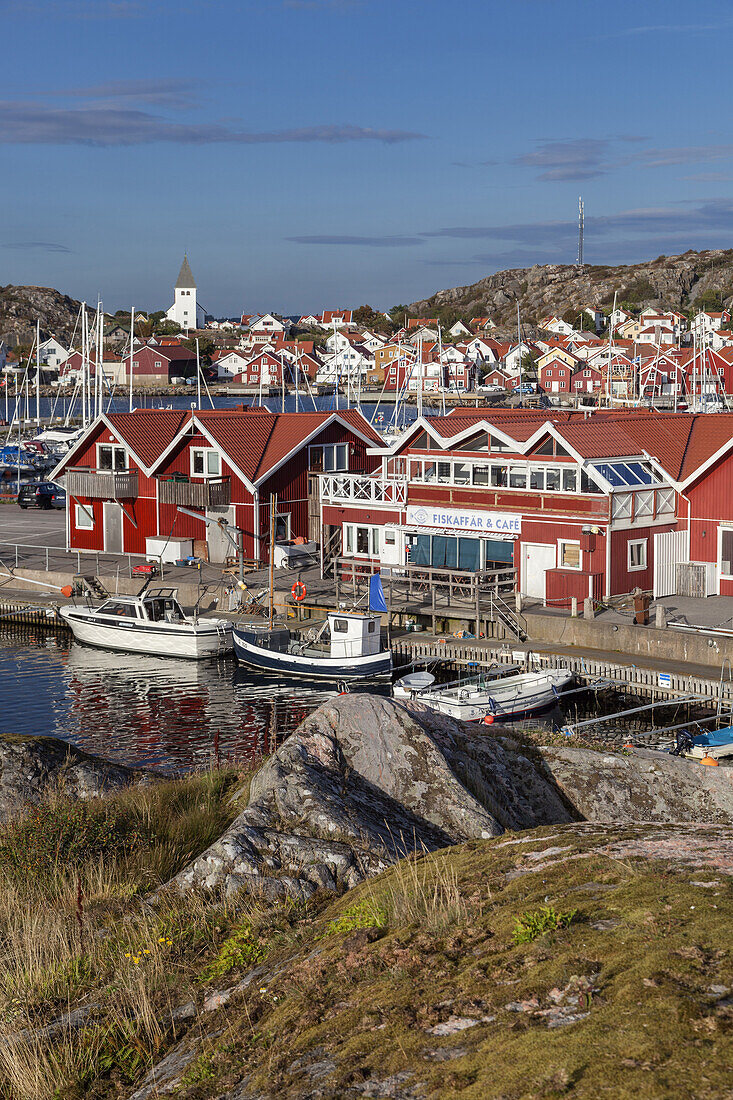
[590,460,658,488]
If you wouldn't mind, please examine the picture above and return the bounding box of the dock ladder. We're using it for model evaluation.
[488,593,527,642]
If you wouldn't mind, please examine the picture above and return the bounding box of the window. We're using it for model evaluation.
[628,539,647,571]
[545,468,561,492]
[509,466,527,488]
[155,361,162,369]
[490,435,511,453]
[721,529,733,576]
[191,448,221,478]
[344,525,353,554]
[385,528,396,546]
[563,468,577,492]
[472,464,490,487]
[356,527,370,555]
[559,540,581,570]
[490,465,507,488]
[323,444,348,472]
[97,444,127,471]
[453,462,471,485]
[530,468,545,491]
[76,503,94,530]
[332,619,349,633]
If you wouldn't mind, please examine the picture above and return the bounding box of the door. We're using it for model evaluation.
[522,543,556,600]
[551,381,560,393]
[206,505,237,564]
[103,502,123,554]
[653,529,689,598]
[307,473,321,545]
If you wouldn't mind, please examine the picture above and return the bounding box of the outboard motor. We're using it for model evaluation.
[670,729,695,757]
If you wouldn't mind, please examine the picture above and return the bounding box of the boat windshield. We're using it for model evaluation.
[144,597,185,623]
[98,601,139,618]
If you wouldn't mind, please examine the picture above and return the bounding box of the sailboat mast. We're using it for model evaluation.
[128,308,135,413]
[35,320,40,426]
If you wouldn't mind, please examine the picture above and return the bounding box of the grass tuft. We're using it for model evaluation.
[512,904,578,945]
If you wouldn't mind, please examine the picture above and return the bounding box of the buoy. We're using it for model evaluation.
[60,585,73,598]
[291,581,307,602]
[623,742,634,750]
[701,754,719,766]
[483,714,495,725]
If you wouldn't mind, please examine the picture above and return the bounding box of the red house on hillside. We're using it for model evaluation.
[53,408,381,564]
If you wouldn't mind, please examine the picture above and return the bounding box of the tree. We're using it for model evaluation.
[182,336,215,364]
[352,304,396,334]
[154,320,182,337]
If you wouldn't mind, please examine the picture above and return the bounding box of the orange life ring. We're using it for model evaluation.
[291,581,307,602]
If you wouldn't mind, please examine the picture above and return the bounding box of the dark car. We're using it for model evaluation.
[17,482,66,510]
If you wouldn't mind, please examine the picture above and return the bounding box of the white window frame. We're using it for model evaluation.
[96,443,127,472]
[628,538,647,572]
[720,527,733,578]
[75,503,94,530]
[558,538,582,570]
[190,447,221,479]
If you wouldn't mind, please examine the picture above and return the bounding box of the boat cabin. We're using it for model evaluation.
[328,612,382,658]
[94,588,186,623]
[236,611,383,659]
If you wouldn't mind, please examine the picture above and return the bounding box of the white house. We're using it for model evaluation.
[38,337,69,371]
[213,350,250,380]
[609,308,632,331]
[448,320,472,338]
[165,255,207,332]
[319,345,374,382]
[539,315,575,336]
[464,337,500,363]
[358,330,388,353]
[249,314,289,338]
[691,310,730,342]
[504,341,536,375]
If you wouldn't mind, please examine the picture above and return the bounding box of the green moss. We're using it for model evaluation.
[322,899,387,936]
[512,904,578,944]
[200,922,268,980]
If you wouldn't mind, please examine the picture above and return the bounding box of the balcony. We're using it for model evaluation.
[65,467,138,500]
[158,476,231,508]
[320,473,406,506]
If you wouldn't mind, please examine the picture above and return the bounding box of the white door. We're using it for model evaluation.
[653,529,689,598]
[206,506,237,563]
[551,381,560,393]
[103,502,123,554]
[522,543,556,600]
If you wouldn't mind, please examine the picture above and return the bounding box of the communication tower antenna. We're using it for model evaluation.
[577,196,584,268]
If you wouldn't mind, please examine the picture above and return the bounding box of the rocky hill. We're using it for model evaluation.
[0,284,90,347]
[408,248,733,331]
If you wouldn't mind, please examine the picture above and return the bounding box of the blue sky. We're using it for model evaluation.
[2,0,733,315]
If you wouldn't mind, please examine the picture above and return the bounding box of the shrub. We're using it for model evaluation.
[512,905,578,945]
[0,800,143,878]
[323,900,387,937]
[201,922,267,980]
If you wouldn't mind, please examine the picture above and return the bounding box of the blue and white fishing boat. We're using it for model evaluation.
[668,726,733,761]
[232,611,393,680]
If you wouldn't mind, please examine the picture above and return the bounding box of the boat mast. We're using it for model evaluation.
[35,319,40,426]
[196,338,201,411]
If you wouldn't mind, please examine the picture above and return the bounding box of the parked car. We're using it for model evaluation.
[17,482,66,510]
[512,383,537,395]
[477,383,506,395]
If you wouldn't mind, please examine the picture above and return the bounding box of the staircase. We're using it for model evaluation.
[489,593,527,642]
[76,575,109,600]
[321,528,342,579]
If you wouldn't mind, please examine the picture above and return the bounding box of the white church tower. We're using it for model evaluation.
[166,254,207,332]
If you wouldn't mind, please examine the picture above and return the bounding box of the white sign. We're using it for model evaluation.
[658,673,671,688]
[406,504,521,536]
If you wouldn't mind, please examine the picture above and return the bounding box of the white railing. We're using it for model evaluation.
[320,473,407,505]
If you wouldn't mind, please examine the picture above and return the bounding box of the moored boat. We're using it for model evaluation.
[232,611,393,680]
[393,667,573,721]
[59,587,232,659]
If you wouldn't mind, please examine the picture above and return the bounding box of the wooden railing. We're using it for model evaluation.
[320,473,407,506]
[65,467,138,500]
[158,476,231,508]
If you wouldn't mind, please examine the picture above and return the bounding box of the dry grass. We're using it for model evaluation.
[0,768,253,1100]
[370,848,471,933]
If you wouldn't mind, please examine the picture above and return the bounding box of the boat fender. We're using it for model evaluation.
[483,714,495,725]
[291,581,307,602]
[61,585,73,598]
[701,754,719,766]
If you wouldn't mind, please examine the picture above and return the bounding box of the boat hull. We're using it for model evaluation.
[404,671,573,722]
[60,608,232,659]
[232,629,392,680]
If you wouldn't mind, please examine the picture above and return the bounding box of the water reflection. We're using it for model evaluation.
[0,629,340,772]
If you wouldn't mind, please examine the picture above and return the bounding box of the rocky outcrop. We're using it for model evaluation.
[166,695,733,901]
[0,284,92,347]
[0,733,149,822]
[408,248,733,328]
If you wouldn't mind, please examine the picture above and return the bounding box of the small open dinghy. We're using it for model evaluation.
[393,666,573,722]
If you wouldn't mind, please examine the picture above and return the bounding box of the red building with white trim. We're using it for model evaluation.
[53,408,381,564]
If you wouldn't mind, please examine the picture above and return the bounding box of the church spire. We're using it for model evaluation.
[175,254,196,289]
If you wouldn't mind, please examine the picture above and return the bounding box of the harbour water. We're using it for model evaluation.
[0,628,340,772]
[0,627,721,772]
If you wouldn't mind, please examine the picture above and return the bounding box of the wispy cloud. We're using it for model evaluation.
[0,101,426,146]
[606,21,726,37]
[3,241,73,253]
[419,199,733,267]
[288,234,424,246]
[514,137,614,181]
[624,144,733,169]
[283,0,360,7]
[682,171,733,182]
[1,0,146,17]
[43,78,201,110]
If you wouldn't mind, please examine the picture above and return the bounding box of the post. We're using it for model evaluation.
[475,580,481,639]
[570,596,578,618]
[655,603,666,629]
[583,597,594,620]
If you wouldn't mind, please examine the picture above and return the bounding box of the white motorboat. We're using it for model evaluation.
[59,586,232,659]
[393,666,573,721]
[232,611,393,680]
